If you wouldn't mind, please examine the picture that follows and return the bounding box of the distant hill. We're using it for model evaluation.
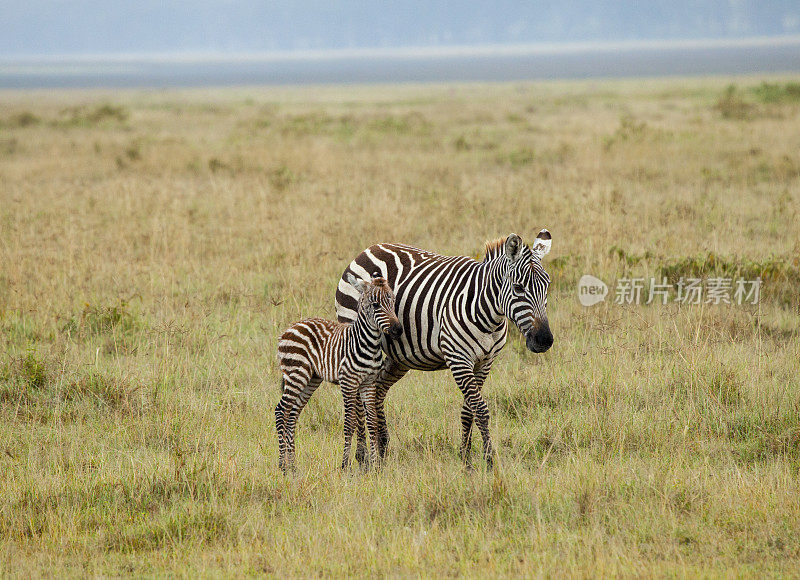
[2,1,800,57]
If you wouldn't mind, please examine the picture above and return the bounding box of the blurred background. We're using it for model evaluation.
[2,1,800,87]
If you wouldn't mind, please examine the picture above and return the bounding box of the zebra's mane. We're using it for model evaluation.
[482,237,508,262]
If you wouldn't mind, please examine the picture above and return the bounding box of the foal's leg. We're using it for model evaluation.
[355,405,368,466]
[340,374,360,470]
[275,376,289,472]
[275,369,310,472]
[283,375,323,470]
[361,382,382,467]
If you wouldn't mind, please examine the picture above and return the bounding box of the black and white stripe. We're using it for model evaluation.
[276,275,402,471]
[334,231,553,467]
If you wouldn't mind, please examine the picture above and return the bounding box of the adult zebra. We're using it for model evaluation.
[335,231,553,467]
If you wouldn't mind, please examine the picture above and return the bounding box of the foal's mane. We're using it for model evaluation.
[370,277,390,291]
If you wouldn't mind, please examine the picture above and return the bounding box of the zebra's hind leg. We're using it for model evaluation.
[283,375,322,469]
[275,380,293,472]
[276,370,311,472]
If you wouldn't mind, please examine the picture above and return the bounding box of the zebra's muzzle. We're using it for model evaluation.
[389,322,403,339]
[526,325,553,353]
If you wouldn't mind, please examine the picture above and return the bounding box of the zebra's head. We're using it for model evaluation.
[499,230,553,353]
[346,272,403,339]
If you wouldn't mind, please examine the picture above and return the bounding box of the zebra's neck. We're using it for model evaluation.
[346,309,383,364]
[475,256,508,331]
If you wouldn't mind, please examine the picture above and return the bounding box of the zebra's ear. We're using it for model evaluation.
[505,233,524,263]
[346,272,368,294]
[532,229,552,258]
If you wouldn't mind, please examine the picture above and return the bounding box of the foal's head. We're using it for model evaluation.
[346,273,403,339]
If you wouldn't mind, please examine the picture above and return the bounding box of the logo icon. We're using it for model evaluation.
[578,274,608,306]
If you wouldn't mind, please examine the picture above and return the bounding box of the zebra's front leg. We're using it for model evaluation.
[361,383,382,468]
[340,376,360,470]
[461,361,493,466]
[355,403,368,466]
[373,359,409,458]
[448,358,494,469]
[459,401,474,465]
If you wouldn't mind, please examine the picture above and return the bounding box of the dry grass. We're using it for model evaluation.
[1,77,799,577]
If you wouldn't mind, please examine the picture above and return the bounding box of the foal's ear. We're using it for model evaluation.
[532,229,552,258]
[346,272,368,294]
[505,233,524,263]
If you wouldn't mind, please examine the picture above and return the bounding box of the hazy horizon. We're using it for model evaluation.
[3,34,800,62]
[3,1,800,58]
[3,2,800,88]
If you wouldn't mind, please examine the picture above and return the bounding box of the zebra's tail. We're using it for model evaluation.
[279,375,285,394]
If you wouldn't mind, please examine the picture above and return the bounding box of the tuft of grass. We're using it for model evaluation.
[268,164,296,191]
[609,245,656,268]
[1,350,49,392]
[453,134,471,151]
[62,300,139,338]
[367,112,431,136]
[714,84,754,119]
[61,372,139,410]
[496,147,535,167]
[207,157,228,172]
[703,365,743,407]
[280,112,353,137]
[603,114,648,149]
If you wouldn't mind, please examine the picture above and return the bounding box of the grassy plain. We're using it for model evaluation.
[1,77,799,577]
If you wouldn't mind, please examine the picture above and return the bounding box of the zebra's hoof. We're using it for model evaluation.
[355,447,367,465]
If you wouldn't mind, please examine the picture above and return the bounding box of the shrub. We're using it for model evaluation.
[3,111,41,128]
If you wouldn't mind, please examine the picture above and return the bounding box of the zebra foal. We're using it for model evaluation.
[275,273,402,471]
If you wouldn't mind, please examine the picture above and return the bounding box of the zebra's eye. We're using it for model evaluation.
[513,283,525,294]
[372,301,380,309]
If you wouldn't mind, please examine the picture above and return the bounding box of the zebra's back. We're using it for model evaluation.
[277,318,347,384]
